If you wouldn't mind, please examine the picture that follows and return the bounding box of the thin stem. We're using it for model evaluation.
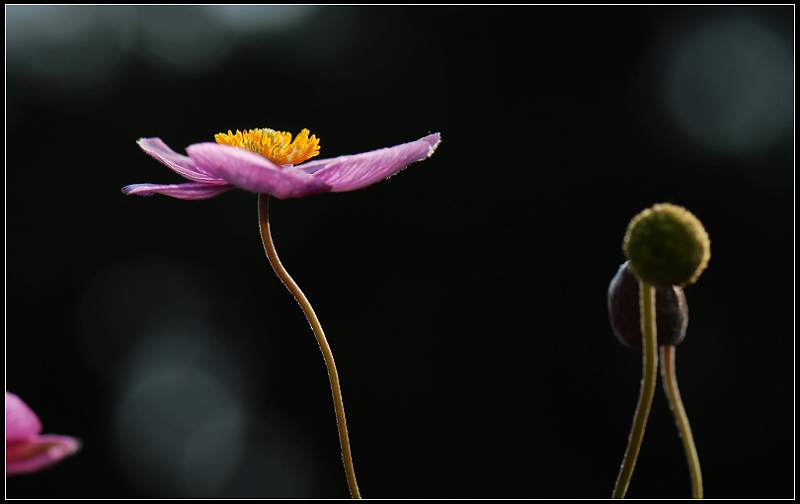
[660,345,703,499]
[258,193,361,499]
[613,280,658,499]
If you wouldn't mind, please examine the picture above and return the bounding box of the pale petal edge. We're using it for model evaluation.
[137,138,226,183]
[6,434,82,475]
[302,133,441,193]
[122,182,235,200]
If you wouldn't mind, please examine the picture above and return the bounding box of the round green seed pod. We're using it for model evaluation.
[622,203,710,288]
[608,261,688,349]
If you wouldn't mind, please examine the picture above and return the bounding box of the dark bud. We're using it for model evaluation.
[608,261,688,349]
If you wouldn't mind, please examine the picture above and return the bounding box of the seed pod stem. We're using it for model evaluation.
[660,345,703,499]
[612,280,658,499]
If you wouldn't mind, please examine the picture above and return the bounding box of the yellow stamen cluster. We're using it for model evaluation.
[215,128,321,166]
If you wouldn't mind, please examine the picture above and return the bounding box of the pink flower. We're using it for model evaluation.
[122,129,441,200]
[6,392,81,475]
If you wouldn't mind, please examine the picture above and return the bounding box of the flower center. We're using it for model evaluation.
[214,128,321,165]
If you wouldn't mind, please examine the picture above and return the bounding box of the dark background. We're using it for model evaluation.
[6,5,794,499]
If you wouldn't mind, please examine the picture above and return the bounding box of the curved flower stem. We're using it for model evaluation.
[258,193,362,499]
[660,344,703,499]
[613,280,658,499]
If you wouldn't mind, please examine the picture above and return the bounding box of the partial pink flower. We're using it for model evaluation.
[6,392,81,475]
[122,130,441,200]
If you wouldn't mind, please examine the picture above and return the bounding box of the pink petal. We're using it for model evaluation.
[5,392,42,442]
[122,182,235,200]
[6,434,82,475]
[137,138,227,183]
[186,143,332,199]
[6,392,82,475]
[299,133,441,193]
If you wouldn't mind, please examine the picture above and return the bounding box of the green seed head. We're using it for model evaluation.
[622,203,710,288]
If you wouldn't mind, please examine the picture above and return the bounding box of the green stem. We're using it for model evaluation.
[258,194,362,499]
[612,280,658,499]
[660,344,703,499]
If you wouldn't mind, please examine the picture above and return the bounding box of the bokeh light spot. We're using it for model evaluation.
[661,15,792,155]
